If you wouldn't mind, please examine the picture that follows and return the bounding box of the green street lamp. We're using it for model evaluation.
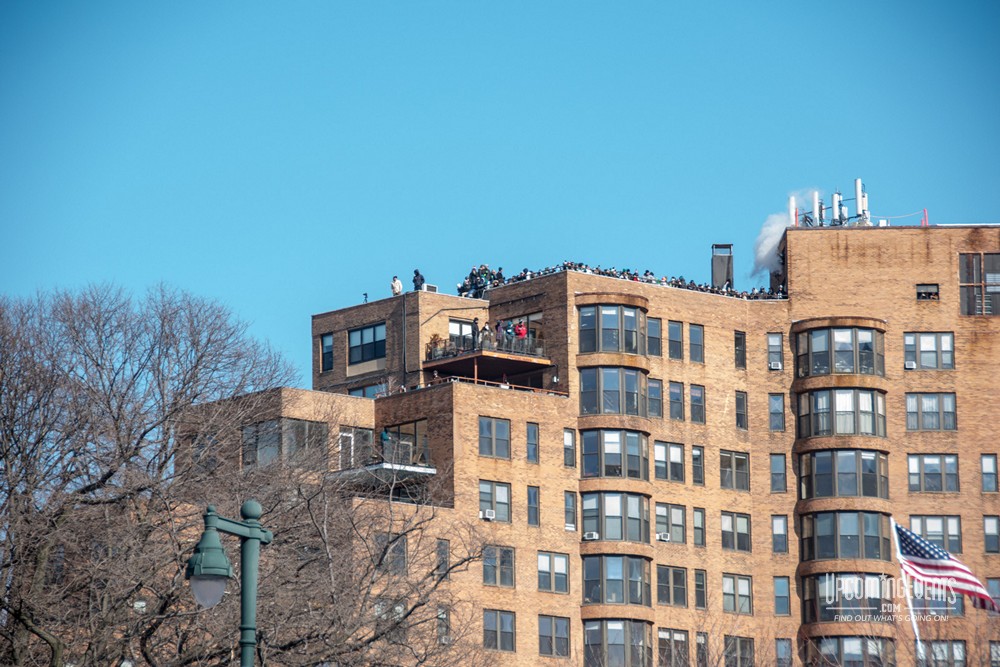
[186,500,273,667]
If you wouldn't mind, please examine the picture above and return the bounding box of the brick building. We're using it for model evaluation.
[242,225,1000,665]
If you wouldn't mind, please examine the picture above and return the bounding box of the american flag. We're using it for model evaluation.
[894,520,1000,614]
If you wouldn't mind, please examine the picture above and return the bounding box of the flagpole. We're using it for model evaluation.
[892,517,924,662]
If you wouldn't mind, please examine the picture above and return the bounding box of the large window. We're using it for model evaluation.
[579,305,646,354]
[479,481,511,522]
[917,641,966,667]
[904,332,955,370]
[538,552,569,593]
[690,324,704,363]
[722,574,753,614]
[658,628,689,667]
[483,545,515,587]
[906,393,957,431]
[654,442,684,482]
[720,450,749,491]
[655,503,685,543]
[584,620,652,667]
[767,333,783,369]
[656,566,687,607]
[582,430,649,480]
[580,367,648,416]
[804,637,895,666]
[724,636,754,667]
[908,454,959,492]
[583,492,650,543]
[483,609,515,652]
[338,426,374,469]
[959,252,1000,315]
[449,319,475,350]
[320,333,333,371]
[797,388,887,438]
[803,573,892,623]
[910,515,962,553]
[721,512,751,552]
[799,450,889,499]
[539,615,570,657]
[243,418,328,467]
[776,639,792,667]
[375,533,407,575]
[583,555,651,606]
[479,417,511,458]
[796,327,885,377]
[348,322,386,364]
[800,512,892,561]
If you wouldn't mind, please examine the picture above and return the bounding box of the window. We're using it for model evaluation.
[989,580,1000,612]
[668,321,683,359]
[582,430,649,480]
[776,640,792,667]
[803,573,893,623]
[722,575,752,614]
[539,615,570,657]
[690,385,705,424]
[483,546,515,587]
[437,607,450,644]
[669,382,684,420]
[720,450,749,491]
[959,252,1000,315]
[654,442,667,480]
[658,628,689,666]
[320,333,333,372]
[805,637,894,666]
[537,552,569,593]
[690,324,704,363]
[735,391,747,430]
[436,539,449,580]
[564,429,576,467]
[795,327,885,377]
[917,641,966,667]
[583,492,650,543]
[696,633,708,667]
[767,333,783,368]
[579,305,646,354]
[773,577,790,615]
[734,331,746,369]
[724,636,754,667]
[583,555,651,606]
[663,443,684,482]
[908,454,959,492]
[984,454,998,492]
[526,423,539,463]
[911,516,962,553]
[799,450,890,499]
[527,486,539,526]
[911,579,965,617]
[721,512,751,552]
[797,388,887,438]
[348,383,382,398]
[986,516,1000,553]
[656,566,687,607]
[243,418,329,467]
[694,570,706,609]
[801,512,892,561]
[904,332,955,370]
[656,503,686,543]
[647,318,662,357]
[479,417,511,458]
[906,393,957,431]
[584,620,651,667]
[693,508,705,547]
[565,491,577,531]
[379,419,429,468]
[449,319,475,350]
[692,446,704,485]
[768,394,785,431]
[348,322,386,364]
[772,516,788,553]
[580,368,648,416]
[375,533,407,575]
[374,598,407,644]
[917,283,940,300]
[483,609,515,652]
[647,379,663,418]
[338,426,374,468]
[770,454,786,492]
[479,481,511,522]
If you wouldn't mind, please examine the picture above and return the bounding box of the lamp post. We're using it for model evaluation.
[186,500,273,667]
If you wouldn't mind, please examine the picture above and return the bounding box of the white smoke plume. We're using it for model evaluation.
[752,188,822,277]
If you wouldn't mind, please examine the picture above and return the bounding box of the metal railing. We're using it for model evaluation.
[376,433,432,468]
[425,337,546,361]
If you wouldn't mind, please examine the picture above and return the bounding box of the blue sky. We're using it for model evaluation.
[2,1,998,384]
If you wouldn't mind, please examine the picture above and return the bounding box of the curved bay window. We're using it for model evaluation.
[802,573,892,623]
[799,450,889,499]
[797,389,886,438]
[584,620,653,667]
[582,431,649,480]
[581,368,649,417]
[583,555,651,606]
[804,637,895,666]
[800,512,892,562]
[796,328,885,377]
[580,305,647,355]
[582,492,650,543]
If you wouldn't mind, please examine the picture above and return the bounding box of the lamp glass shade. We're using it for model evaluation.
[189,574,228,608]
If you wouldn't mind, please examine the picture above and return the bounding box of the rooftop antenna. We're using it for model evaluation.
[812,191,821,227]
[788,195,797,227]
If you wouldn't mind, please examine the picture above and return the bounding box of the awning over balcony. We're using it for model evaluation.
[423,348,553,382]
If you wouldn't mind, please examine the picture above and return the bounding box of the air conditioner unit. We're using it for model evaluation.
[565,524,576,531]
[655,532,672,542]
[479,509,496,521]
[904,361,917,370]
[440,635,453,645]
[582,531,600,541]
[769,361,783,370]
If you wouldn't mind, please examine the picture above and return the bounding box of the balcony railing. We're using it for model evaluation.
[426,336,546,361]
[374,433,432,468]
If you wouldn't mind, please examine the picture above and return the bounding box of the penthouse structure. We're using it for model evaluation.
[239,223,1000,666]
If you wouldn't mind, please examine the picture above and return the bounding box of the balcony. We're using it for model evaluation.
[331,433,435,485]
[423,335,553,383]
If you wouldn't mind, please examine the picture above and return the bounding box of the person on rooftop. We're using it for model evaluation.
[391,275,403,296]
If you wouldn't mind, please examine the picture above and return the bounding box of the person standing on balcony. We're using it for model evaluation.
[413,269,425,291]
[391,276,402,296]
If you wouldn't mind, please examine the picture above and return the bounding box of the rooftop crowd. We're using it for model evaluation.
[456,261,786,300]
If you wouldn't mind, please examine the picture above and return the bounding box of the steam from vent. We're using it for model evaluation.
[752,212,791,277]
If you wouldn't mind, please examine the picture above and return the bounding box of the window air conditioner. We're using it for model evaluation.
[655,532,672,542]
[565,524,576,531]
[769,361,783,370]
[582,531,600,541]
[479,509,496,521]
[904,361,917,370]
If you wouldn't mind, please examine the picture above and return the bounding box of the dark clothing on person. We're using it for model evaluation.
[413,270,425,291]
